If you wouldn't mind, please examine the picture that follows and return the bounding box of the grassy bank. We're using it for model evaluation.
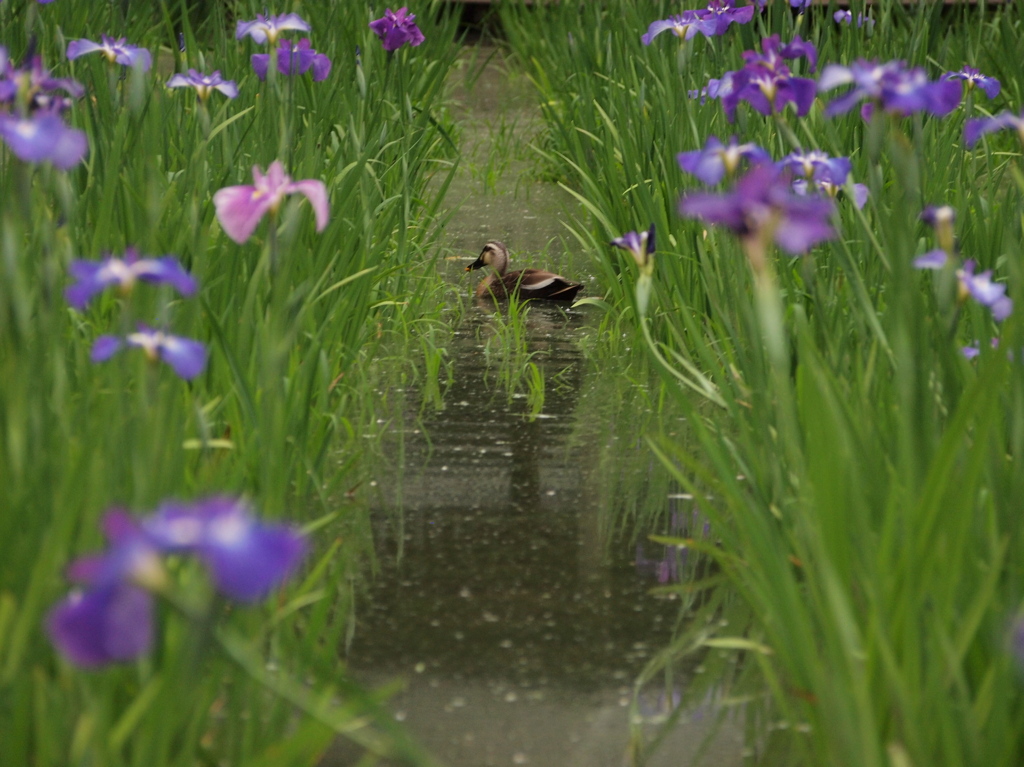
[0,1,462,763]
[502,0,1024,763]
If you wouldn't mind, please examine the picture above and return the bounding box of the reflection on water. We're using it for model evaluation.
[354,304,671,685]
[325,304,744,767]
[323,44,745,767]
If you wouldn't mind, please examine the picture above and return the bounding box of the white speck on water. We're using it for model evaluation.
[513,752,529,764]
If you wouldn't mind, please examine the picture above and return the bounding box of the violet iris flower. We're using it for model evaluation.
[818,59,961,118]
[66,35,152,71]
[914,252,1013,321]
[0,53,84,113]
[921,204,956,254]
[213,160,329,244]
[963,338,1001,359]
[166,69,238,101]
[701,0,756,33]
[956,261,1013,321]
[46,512,164,668]
[834,10,875,28]
[611,224,656,271]
[779,149,849,183]
[642,0,753,45]
[921,204,956,230]
[679,164,836,255]
[678,135,770,185]
[688,78,721,103]
[66,248,197,309]
[0,112,87,169]
[965,109,1024,149]
[780,149,869,208]
[942,66,1000,99]
[718,35,817,121]
[792,177,869,209]
[252,38,331,82]
[92,325,208,379]
[143,497,307,602]
[369,7,426,52]
[642,11,704,44]
[46,499,307,667]
[236,13,310,45]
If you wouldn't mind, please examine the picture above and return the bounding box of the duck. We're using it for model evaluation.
[465,241,583,302]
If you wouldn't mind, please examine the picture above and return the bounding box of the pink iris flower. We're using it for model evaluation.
[212,160,329,244]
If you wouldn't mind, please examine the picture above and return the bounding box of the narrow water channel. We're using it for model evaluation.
[325,47,746,767]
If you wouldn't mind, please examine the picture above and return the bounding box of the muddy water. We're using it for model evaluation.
[327,48,746,767]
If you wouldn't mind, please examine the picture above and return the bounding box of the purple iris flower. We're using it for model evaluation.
[679,164,836,255]
[792,177,869,209]
[688,78,721,103]
[921,204,956,230]
[642,11,704,44]
[46,499,307,667]
[913,249,951,270]
[46,512,164,668]
[166,69,238,101]
[678,135,771,185]
[66,248,197,309]
[369,7,426,52]
[92,325,208,379]
[818,59,961,119]
[921,204,956,254]
[779,148,849,183]
[833,10,875,28]
[914,252,1013,321]
[0,53,84,113]
[66,35,152,71]
[235,13,310,45]
[611,223,656,270]
[699,0,756,34]
[942,66,1000,99]
[143,497,307,602]
[0,111,87,169]
[963,338,1001,359]
[958,261,1013,321]
[718,35,817,121]
[252,38,331,82]
[213,160,329,244]
[642,0,753,45]
[779,149,868,207]
[965,109,1024,149]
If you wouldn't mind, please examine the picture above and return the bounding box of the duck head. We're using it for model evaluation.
[466,241,509,274]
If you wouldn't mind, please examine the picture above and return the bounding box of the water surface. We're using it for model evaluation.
[326,46,745,767]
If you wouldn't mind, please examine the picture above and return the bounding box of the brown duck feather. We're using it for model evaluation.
[466,241,583,302]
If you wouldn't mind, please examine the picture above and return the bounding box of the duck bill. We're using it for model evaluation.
[466,255,486,272]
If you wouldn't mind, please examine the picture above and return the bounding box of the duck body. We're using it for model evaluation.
[466,241,583,302]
